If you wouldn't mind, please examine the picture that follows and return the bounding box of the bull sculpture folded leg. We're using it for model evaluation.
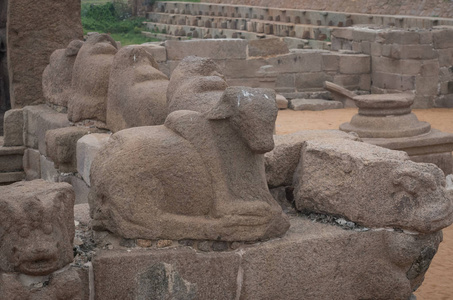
[89,86,290,241]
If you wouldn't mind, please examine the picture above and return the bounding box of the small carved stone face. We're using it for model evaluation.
[0,182,74,276]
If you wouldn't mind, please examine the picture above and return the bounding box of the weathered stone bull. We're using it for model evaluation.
[89,86,290,241]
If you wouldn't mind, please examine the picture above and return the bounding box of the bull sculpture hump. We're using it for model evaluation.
[89,86,290,242]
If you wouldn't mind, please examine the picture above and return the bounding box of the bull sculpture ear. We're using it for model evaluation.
[206,90,234,120]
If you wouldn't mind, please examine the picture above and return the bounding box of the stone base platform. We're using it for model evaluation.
[363,129,453,175]
[92,216,440,300]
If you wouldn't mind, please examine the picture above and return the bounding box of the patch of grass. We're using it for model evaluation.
[109,32,159,45]
[156,0,201,2]
[81,0,112,4]
[81,2,159,45]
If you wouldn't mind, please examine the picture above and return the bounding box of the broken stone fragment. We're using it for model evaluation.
[294,139,453,233]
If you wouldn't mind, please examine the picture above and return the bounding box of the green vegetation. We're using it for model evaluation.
[81,1,158,45]
[80,0,201,45]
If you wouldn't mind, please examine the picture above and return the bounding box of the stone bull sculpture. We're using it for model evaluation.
[89,86,290,241]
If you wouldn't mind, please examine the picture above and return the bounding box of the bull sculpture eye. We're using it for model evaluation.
[42,223,53,235]
[18,226,30,238]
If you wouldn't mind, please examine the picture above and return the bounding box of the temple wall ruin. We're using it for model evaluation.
[145,2,453,108]
[202,0,453,18]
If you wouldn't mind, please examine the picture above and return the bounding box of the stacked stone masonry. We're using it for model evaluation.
[202,0,453,19]
[142,2,453,108]
[332,26,453,108]
[144,2,453,47]
[152,39,371,98]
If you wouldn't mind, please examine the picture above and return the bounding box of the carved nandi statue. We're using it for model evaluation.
[89,86,290,241]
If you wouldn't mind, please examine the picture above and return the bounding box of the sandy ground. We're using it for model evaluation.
[276,108,453,300]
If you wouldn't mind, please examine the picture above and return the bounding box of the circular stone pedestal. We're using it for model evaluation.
[340,93,431,138]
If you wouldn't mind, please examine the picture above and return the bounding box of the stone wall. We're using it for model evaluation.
[153,39,370,95]
[203,0,453,18]
[7,0,83,108]
[332,26,453,108]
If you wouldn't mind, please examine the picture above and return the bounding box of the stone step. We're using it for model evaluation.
[0,145,25,172]
[155,1,453,29]
[289,98,343,111]
[143,22,331,50]
[280,91,331,100]
[141,30,190,41]
[0,171,25,184]
[147,11,335,40]
[0,137,26,184]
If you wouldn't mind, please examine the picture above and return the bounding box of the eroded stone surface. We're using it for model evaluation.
[167,56,228,114]
[0,180,75,275]
[106,45,169,133]
[294,139,453,233]
[90,86,289,241]
[68,34,118,123]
